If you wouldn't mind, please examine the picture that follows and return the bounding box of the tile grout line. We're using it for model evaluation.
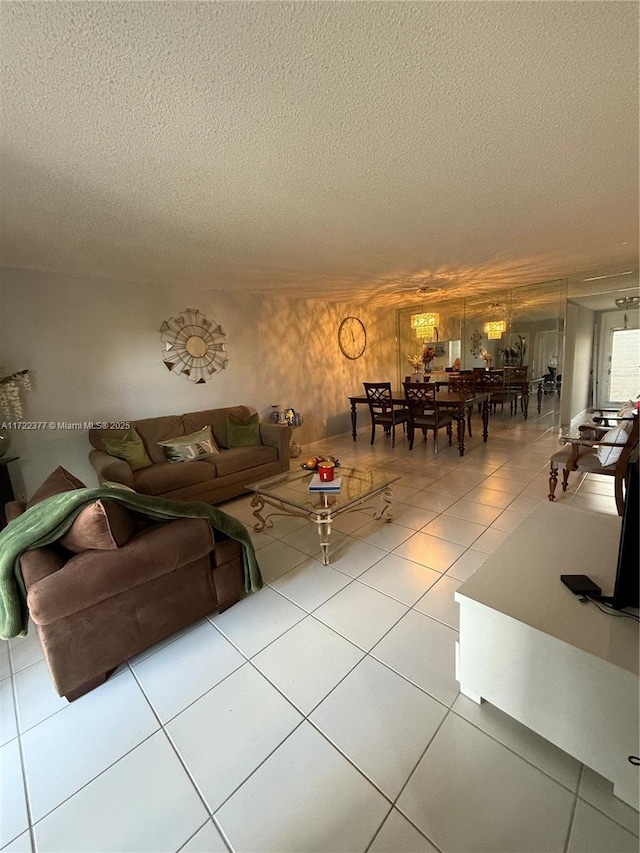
[7,644,37,853]
[563,764,584,853]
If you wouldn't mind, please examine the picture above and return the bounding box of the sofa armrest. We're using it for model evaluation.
[27,517,214,624]
[259,422,291,458]
[5,500,27,524]
[89,449,135,487]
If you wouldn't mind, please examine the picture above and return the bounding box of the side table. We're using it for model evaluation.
[0,456,20,529]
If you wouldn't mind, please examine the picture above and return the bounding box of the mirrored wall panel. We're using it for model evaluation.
[396,278,567,425]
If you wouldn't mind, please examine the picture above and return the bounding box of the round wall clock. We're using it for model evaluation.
[160,308,228,383]
[338,316,366,360]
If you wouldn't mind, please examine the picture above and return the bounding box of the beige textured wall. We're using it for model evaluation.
[0,269,396,498]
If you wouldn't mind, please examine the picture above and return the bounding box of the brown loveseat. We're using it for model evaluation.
[88,406,291,503]
[5,493,247,701]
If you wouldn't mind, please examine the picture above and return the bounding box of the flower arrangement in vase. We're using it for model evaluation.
[406,353,424,380]
[422,346,436,371]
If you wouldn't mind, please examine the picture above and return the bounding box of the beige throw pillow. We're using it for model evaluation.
[595,425,630,467]
[616,400,636,419]
[158,425,220,463]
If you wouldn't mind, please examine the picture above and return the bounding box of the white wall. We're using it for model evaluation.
[0,269,396,498]
[561,302,594,426]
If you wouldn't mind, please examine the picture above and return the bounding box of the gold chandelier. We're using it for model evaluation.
[411,312,440,339]
[483,320,507,340]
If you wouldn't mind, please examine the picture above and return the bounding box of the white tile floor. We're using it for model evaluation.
[2,408,639,853]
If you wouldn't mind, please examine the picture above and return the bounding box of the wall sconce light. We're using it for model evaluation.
[483,320,507,340]
[411,312,440,339]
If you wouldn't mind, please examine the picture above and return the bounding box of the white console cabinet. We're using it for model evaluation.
[455,503,639,808]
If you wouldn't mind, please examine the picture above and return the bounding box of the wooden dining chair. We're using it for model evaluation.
[447,373,477,394]
[447,374,478,436]
[504,366,529,413]
[481,370,517,415]
[362,382,409,448]
[403,382,454,454]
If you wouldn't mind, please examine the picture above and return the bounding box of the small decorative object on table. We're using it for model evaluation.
[283,407,304,458]
[301,455,340,470]
[308,472,342,491]
[481,349,492,368]
[271,405,287,424]
[407,354,424,381]
[317,460,335,482]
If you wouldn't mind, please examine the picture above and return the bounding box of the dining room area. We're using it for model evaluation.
[347,277,566,459]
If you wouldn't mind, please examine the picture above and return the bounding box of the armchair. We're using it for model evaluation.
[4,497,247,701]
[548,415,638,514]
[589,404,637,427]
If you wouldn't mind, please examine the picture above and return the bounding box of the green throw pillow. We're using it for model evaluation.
[104,427,153,471]
[226,413,262,447]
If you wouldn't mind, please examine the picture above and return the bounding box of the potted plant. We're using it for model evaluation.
[499,336,526,367]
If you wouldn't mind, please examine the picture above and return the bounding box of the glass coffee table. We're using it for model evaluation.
[245,466,402,565]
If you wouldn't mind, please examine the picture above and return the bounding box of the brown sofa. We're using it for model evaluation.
[5,497,246,701]
[88,405,291,503]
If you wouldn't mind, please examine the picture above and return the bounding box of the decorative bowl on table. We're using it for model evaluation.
[300,456,341,470]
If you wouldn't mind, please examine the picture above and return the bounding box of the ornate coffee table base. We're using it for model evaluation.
[250,487,395,566]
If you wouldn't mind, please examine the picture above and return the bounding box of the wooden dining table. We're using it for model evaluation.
[348,388,491,456]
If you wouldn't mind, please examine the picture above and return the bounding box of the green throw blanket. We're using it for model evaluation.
[0,488,262,640]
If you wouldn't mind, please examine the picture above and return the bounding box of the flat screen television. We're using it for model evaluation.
[600,445,639,612]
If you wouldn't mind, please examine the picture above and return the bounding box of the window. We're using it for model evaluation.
[609,328,640,402]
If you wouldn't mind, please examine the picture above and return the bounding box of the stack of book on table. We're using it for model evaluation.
[308,474,342,491]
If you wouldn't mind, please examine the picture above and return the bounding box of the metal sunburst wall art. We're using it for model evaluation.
[160,309,228,384]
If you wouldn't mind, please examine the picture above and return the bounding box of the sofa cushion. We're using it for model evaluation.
[212,445,277,477]
[227,413,261,447]
[132,415,186,464]
[182,406,254,449]
[60,500,137,553]
[158,425,220,463]
[104,427,153,471]
[27,467,86,509]
[132,460,218,495]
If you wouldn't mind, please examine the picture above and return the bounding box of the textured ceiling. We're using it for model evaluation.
[1,1,638,306]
